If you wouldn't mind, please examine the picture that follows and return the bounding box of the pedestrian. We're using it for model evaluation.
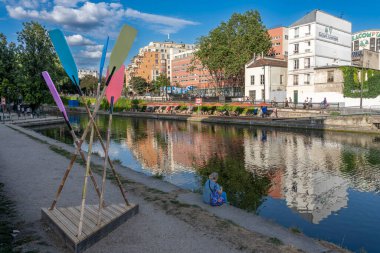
[202,172,227,206]
[309,97,313,108]
[285,98,289,107]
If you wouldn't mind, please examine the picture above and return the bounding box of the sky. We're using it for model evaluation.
[1,0,380,72]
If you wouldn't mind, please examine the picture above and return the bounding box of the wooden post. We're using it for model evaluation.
[77,125,95,237]
[97,96,114,225]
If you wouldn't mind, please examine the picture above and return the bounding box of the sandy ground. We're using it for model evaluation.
[0,123,349,253]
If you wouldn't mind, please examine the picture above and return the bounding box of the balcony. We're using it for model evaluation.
[304,81,310,85]
[305,49,311,53]
[304,65,310,69]
[305,33,311,36]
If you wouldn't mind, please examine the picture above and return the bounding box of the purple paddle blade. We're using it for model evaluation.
[42,71,69,122]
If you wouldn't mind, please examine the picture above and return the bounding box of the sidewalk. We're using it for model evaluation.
[0,124,347,253]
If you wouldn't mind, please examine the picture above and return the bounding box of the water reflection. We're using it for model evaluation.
[33,114,380,252]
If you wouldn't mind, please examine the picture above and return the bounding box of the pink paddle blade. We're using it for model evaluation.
[42,71,69,122]
[106,64,125,104]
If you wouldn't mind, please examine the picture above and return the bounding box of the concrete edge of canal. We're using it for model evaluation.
[63,106,380,135]
[2,121,351,253]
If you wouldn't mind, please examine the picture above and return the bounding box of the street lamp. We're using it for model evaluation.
[262,66,266,102]
[360,59,369,109]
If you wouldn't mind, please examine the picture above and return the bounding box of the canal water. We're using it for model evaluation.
[33,114,380,253]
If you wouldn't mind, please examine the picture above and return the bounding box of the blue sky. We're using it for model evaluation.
[1,0,380,71]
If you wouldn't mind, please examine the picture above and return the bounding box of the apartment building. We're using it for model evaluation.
[268,27,289,60]
[287,10,352,104]
[125,41,195,87]
[170,50,216,89]
[78,69,99,79]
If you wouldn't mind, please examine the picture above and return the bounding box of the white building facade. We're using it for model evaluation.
[78,69,99,79]
[244,57,287,102]
[287,10,352,104]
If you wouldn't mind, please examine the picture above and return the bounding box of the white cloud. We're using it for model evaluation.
[54,0,84,7]
[6,2,125,34]
[125,8,199,34]
[66,34,95,46]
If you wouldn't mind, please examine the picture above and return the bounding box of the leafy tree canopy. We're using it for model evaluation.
[195,10,272,87]
[16,21,65,109]
[130,76,149,95]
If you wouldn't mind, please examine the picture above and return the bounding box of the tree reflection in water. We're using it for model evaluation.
[196,153,271,212]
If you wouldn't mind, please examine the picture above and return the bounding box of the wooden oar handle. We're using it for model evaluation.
[105,66,116,87]
[110,96,114,114]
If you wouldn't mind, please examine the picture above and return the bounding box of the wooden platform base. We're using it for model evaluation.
[41,203,138,253]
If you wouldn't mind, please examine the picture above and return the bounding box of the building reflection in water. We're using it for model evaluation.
[35,116,380,225]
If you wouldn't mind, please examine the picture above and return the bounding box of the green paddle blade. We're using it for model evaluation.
[108,25,137,73]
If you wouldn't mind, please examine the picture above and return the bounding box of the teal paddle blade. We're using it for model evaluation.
[108,25,137,74]
[99,36,109,83]
[49,29,79,86]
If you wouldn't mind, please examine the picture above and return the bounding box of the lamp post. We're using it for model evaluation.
[262,66,266,102]
[360,59,370,109]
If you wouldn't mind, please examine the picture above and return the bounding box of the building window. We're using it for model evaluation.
[293,75,299,85]
[304,58,310,68]
[327,71,334,82]
[305,74,310,85]
[306,25,311,35]
[261,89,265,100]
[249,90,256,99]
[294,44,299,54]
[285,35,288,40]
[280,75,283,84]
[250,75,255,85]
[260,74,265,85]
[294,59,299,70]
[370,38,376,51]
[294,27,299,38]
[377,39,380,52]
[354,40,359,51]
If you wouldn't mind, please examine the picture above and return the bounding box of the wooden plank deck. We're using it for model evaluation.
[41,203,139,253]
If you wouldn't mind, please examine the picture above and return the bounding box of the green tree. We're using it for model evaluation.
[0,34,20,102]
[80,75,98,95]
[195,10,272,87]
[130,76,148,95]
[151,73,170,95]
[17,21,64,110]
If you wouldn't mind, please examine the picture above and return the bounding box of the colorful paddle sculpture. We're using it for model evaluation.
[41,71,103,207]
[97,36,109,96]
[48,25,137,236]
[97,64,125,225]
[48,30,79,86]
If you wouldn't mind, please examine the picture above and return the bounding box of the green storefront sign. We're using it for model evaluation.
[352,31,380,41]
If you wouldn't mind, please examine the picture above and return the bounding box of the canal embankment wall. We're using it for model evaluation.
[60,106,380,134]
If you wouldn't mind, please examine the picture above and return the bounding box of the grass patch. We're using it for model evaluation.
[329,111,341,116]
[290,227,302,234]
[152,173,164,180]
[146,188,167,194]
[267,237,283,246]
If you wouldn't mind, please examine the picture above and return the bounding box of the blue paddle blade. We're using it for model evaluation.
[99,36,109,83]
[49,29,79,86]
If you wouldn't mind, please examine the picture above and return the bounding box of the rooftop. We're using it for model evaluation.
[246,57,287,68]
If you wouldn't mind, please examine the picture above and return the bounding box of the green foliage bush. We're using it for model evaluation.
[341,66,380,98]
